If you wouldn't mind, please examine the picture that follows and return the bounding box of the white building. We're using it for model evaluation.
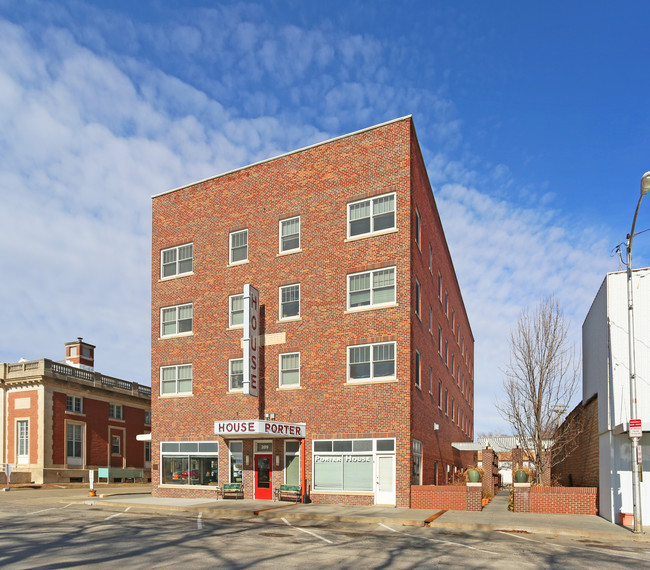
[583,268,650,523]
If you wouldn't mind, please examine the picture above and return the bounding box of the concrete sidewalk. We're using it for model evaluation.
[80,489,650,542]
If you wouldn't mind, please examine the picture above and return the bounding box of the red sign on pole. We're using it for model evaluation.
[629,419,642,438]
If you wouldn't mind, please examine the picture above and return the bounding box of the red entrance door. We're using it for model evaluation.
[255,454,272,500]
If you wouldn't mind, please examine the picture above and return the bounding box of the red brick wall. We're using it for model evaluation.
[51,391,148,468]
[151,117,473,506]
[410,485,467,510]
[552,396,599,487]
[530,486,598,515]
[409,124,474,486]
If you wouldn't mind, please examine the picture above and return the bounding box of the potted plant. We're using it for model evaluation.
[514,465,531,483]
[464,465,484,483]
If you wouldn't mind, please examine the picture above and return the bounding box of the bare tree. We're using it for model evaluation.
[497,296,580,485]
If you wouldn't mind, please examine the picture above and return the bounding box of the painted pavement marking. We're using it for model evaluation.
[281,517,333,544]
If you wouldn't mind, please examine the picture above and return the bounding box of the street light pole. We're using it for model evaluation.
[626,171,650,534]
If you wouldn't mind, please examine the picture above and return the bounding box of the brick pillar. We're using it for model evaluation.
[512,446,524,482]
[482,447,495,497]
[513,483,530,512]
[466,482,482,511]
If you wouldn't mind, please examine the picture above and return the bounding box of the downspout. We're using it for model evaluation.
[301,438,307,503]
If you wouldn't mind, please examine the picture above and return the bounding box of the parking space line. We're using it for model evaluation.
[497,531,650,562]
[28,508,57,515]
[281,517,333,544]
[104,507,130,521]
[379,523,496,554]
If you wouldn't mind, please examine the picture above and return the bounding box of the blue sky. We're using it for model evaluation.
[1,0,650,434]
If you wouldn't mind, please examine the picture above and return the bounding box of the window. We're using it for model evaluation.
[144,411,151,425]
[17,420,29,464]
[451,398,455,422]
[144,441,151,464]
[280,216,300,253]
[347,267,395,309]
[451,310,455,333]
[229,294,244,328]
[412,439,422,485]
[67,423,83,463]
[280,352,300,387]
[82,346,92,358]
[285,441,300,485]
[229,441,243,483]
[415,209,421,248]
[161,243,193,278]
[109,404,123,420]
[445,389,448,415]
[313,438,394,492]
[161,303,193,336]
[451,355,455,378]
[438,272,442,301]
[229,359,243,391]
[348,192,395,237]
[429,244,432,271]
[415,279,421,317]
[445,340,448,366]
[445,291,448,316]
[161,441,219,487]
[429,307,432,333]
[279,284,300,319]
[348,342,395,382]
[230,229,248,264]
[438,380,442,409]
[415,350,421,388]
[66,396,83,414]
[161,364,193,395]
[438,326,442,355]
[429,367,433,394]
[112,435,121,455]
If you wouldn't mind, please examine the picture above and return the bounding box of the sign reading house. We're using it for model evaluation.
[215,420,306,438]
[243,284,259,397]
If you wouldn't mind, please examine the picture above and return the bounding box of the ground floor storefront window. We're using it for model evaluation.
[161,441,219,486]
[312,438,395,492]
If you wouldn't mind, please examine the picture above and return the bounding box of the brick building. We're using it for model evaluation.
[0,339,151,484]
[151,116,474,507]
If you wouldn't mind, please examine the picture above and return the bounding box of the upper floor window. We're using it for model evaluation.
[161,303,193,337]
[348,193,395,238]
[280,216,300,253]
[161,364,193,395]
[144,411,151,425]
[415,279,421,318]
[348,342,396,383]
[347,267,395,309]
[438,272,443,301]
[445,291,448,316]
[109,404,123,420]
[161,243,193,278]
[279,284,300,319]
[415,350,421,388]
[230,229,248,264]
[229,358,243,391]
[66,395,83,414]
[280,352,300,387]
[229,294,244,328]
[415,209,421,248]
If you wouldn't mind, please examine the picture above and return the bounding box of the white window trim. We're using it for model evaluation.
[160,303,193,338]
[279,216,301,254]
[347,341,397,383]
[229,294,244,329]
[229,229,249,265]
[66,395,83,414]
[109,404,124,420]
[228,358,244,392]
[160,364,193,396]
[347,266,397,311]
[415,350,421,389]
[279,283,301,321]
[16,419,29,464]
[346,192,397,239]
[66,421,84,465]
[279,352,301,388]
[160,242,194,280]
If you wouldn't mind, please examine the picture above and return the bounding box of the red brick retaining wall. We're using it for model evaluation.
[514,484,597,515]
[411,485,467,510]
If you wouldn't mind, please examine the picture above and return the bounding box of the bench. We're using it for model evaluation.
[217,482,244,499]
[97,468,145,483]
[274,484,302,502]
